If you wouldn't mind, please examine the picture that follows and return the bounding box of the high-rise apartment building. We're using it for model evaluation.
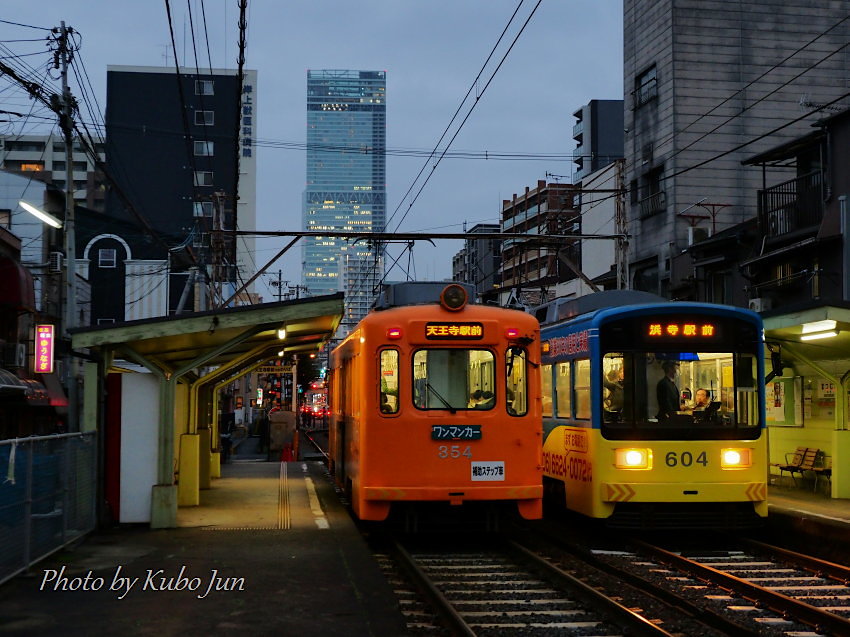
[104,65,257,322]
[303,70,386,334]
[571,100,624,182]
[624,0,850,297]
[0,134,106,211]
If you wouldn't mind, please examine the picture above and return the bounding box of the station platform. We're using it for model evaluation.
[1,438,848,636]
[0,444,409,637]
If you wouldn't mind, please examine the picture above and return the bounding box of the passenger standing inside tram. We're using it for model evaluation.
[656,361,681,420]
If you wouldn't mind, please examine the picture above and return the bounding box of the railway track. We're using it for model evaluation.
[379,538,681,636]
[626,537,850,636]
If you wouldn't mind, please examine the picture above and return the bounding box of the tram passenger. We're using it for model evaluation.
[479,391,495,409]
[656,361,681,420]
[692,388,711,411]
[603,368,624,412]
[468,389,484,408]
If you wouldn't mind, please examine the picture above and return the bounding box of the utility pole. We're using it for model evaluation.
[56,22,78,430]
[614,159,629,290]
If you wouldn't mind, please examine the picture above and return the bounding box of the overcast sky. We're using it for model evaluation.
[2,1,623,300]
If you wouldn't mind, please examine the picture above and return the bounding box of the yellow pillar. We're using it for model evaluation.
[178,433,200,506]
[199,428,211,489]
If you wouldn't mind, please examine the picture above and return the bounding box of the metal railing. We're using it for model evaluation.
[0,432,97,585]
[758,170,824,238]
[638,190,666,219]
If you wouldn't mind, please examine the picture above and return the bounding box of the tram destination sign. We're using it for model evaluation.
[425,322,484,340]
[644,319,721,341]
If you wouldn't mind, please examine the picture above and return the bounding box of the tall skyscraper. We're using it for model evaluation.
[303,70,386,334]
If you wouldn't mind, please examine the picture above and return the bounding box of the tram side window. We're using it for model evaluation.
[379,350,399,414]
[555,362,571,418]
[603,354,625,419]
[505,347,528,416]
[575,359,591,419]
[541,364,553,417]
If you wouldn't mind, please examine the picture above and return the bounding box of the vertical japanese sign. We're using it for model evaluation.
[35,324,54,373]
[241,81,253,158]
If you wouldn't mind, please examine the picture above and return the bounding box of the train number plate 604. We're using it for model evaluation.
[431,425,481,440]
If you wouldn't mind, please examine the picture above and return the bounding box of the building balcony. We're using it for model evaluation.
[572,119,584,139]
[757,170,824,239]
[638,190,666,219]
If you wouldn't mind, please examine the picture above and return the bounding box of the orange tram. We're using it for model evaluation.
[328,282,543,525]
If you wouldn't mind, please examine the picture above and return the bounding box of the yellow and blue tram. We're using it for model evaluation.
[536,291,767,529]
[328,282,543,523]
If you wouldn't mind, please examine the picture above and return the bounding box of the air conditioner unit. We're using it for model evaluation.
[48,251,63,274]
[748,297,772,312]
[2,343,27,368]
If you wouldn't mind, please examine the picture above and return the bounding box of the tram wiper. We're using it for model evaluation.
[424,382,456,414]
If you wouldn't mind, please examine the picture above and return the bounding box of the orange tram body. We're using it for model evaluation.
[328,283,543,523]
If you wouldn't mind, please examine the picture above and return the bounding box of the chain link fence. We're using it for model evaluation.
[0,432,97,585]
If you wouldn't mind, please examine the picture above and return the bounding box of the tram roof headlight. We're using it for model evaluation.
[614,448,651,470]
[721,447,751,469]
[440,284,468,312]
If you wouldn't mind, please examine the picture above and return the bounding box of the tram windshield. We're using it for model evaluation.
[412,349,498,411]
[602,351,760,437]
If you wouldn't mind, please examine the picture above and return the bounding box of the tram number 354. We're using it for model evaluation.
[665,451,708,467]
[438,445,472,459]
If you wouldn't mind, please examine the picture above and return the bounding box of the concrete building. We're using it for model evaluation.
[572,99,624,182]
[104,65,257,323]
[451,222,501,304]
[0,134,105,212]
[499,180,580,307]
[556,159,625,298]
[623,0,850,297]
[302,70,386,335]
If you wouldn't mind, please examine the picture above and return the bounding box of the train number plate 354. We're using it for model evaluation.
[431,425,482,440]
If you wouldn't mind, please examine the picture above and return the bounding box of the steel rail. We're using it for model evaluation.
[632,538,850,636]
[507,540,677,637]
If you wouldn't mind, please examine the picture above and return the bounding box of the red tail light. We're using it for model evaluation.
[505,327,519,339]
[387,327,402,339]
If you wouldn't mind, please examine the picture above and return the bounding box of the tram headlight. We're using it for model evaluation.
[614,448,651,469]
[721,447,752,469]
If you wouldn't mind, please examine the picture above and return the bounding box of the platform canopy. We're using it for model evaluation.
[71,293,344,374]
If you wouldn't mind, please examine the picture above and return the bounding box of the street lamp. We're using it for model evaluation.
[19,200,63,229]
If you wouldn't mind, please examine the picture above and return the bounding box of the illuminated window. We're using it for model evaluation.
[20,162,44,172]
[556,362,571,417]
[379,350,399,414]
[574,359,591,419]
[541,364,553,417]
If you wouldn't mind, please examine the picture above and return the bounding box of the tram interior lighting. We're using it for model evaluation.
[721,447,751,469]
[801,319,836,334]
[800,330,839,341]
[277,350,284,357]
[277,325,287,340]
[614,448,651,469]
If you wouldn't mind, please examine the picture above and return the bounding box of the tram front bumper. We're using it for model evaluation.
[601,481,767,503]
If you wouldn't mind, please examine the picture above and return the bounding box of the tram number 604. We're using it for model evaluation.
[438,445,472,459]
[665,451,708,467]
